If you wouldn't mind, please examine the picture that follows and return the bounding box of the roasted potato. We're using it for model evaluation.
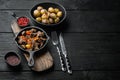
[33,10,41,17]
[36,17,42,22]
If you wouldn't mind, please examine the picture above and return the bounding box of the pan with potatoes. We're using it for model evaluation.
[30,2,66,26]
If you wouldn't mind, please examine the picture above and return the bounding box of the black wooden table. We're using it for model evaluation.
[0,0,120,80]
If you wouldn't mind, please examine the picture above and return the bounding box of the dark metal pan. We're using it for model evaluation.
[15,26,49,67]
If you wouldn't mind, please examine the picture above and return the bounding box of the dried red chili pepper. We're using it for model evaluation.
[17,17,29,27]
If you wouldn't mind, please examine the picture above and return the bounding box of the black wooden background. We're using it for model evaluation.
[0,0,120,80]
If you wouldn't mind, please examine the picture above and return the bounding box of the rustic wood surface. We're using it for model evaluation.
[0,0,120,80]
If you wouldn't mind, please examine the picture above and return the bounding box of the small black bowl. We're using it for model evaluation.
[4,52,21,67]
[30,2,67,27]
[17,16,30,28]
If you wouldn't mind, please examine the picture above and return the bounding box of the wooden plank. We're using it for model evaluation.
[0,11,120,33]
[0,0,120,10]
[0,71,84,80]
[0,33,120,71]
[0,71,120,80]
[87,71,120,80]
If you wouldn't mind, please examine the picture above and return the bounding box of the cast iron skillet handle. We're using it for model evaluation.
[28,51,34,67]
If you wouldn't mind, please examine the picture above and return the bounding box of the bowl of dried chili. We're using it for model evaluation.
[17,16,30,28]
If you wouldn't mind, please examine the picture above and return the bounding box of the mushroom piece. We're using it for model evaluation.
[36,38,42,43]
[40,41,44,47]
[41,37,47,41]
[30,33,37,38]
[30,28,37,33]
[37,31,44,37]
[21,31,26,35]
[18,38,26,45]
[26,35,31,39]
[21,45,26,49]
[34,43,39,50]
